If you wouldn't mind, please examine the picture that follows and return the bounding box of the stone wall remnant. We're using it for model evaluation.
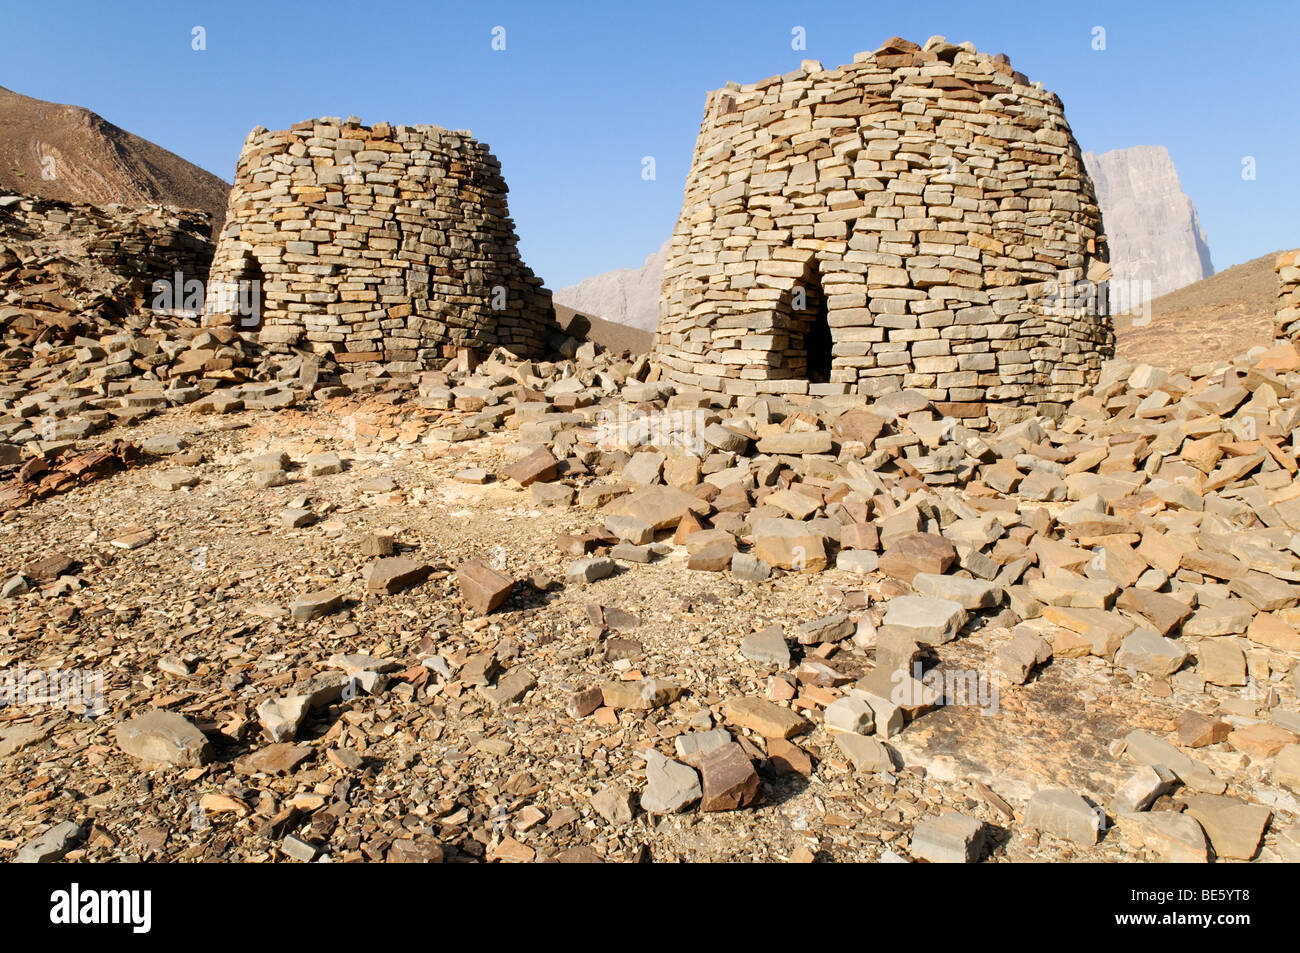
[0,192,212,320]
[1277,251,1300,342]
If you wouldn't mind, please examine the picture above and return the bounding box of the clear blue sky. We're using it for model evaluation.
[4,0,1296,288]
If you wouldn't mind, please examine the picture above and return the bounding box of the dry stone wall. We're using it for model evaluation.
[653,36,1112,413]
[1277,251,1300,342]
[204,118,554,371]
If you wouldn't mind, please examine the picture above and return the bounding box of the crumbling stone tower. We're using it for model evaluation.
[653,37,1112,412]
[204,118,554,370]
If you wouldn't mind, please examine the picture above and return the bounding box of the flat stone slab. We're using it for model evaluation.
[590,784,636,825]
[116,710,212,766]
[1181,794,1272,860]
[880,595,968,645]
[1117,811,1209,863]
[794,612,854,645]
[291,588,342,622]
[363,557,431,594]
[755,431,832,455]
[22,553,77,582]
[912,572,1002,610]
[1115,629,1190,677]
[877,533,957,583]
[1123,730,1223,793]
[835,732,893,773]
[1023,787,1101,846]
[1027,572,1118,610]
[1116,587,1193,636]
[566,556,615,584]
[605,484,698,531]
[739,625,790,668]
[605,514,654,545]
[15,820,85,863]
[750,517,827,572]
[731,552,772,580]
[824,695,875,735]
[911,811,985,863]
[236,743,314,776]
[601,678,682,710]
[622,450,666,486]
[724,695,810,739]
[836,550,879,573]
[502,447,559,486]
[640,750,701,814]
[151,469,200,491]
[674,728,732,766]
[482,666,536,707]
[306,451,344,476]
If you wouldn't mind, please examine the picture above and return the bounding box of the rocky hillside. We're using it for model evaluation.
[1083,145,1214,299]
[559,146,1216,334]
[1118,251,1279,370]
[0,85,230,236]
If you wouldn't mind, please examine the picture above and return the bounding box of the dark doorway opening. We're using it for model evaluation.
[805,291,833,384]
[784,264,832,384]
[223,252,265,331]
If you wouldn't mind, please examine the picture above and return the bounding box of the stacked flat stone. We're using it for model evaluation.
[0,192,212,316]
[652,36,1112,415]
[1277,251,1300,342]
[203,118,554,372]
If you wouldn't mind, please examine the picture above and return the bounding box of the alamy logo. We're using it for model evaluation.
[49,883,151,933]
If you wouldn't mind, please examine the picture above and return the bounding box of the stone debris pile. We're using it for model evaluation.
[1,294,1299,862]
[0,192,212,323]
[409,336,1299,859]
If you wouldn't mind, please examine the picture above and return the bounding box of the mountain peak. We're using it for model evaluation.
[0,85,230,236]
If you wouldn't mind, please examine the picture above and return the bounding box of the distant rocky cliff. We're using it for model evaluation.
[1083,145,1214,299]
[560,146,1215,330]
[553,240,668,332]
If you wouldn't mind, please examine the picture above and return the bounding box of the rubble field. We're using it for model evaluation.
[1,324,1299,864]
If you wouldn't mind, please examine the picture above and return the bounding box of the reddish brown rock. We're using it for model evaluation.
[833,409,885,447]
[502,448,559,486]
[687,538,737,572]
[566,687,604,718]
[1175,711,1231,748]
[456,559,515,614]
[1116,588,1193,636]
[360,533,395,557]
[699,742,761,811]
[878,533,956,583]
[766,738,814,777]
[22,553,77,582]
[363,557,432,594]
[840,521,880,551]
